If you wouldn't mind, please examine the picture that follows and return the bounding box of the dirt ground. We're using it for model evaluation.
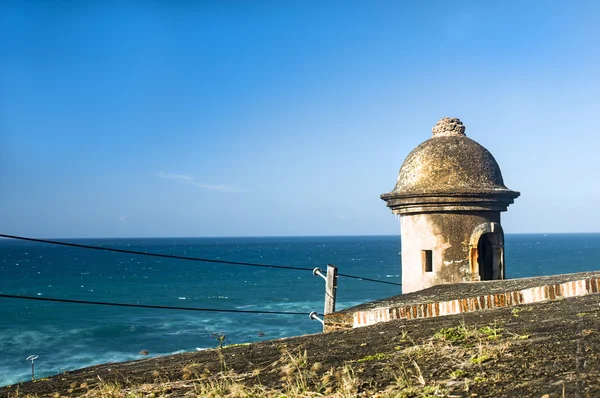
[2,294,600,397]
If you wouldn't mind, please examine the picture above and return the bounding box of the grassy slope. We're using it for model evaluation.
[3,294,600,397]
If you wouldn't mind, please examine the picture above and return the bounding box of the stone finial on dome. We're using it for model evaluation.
[432,117,466,137]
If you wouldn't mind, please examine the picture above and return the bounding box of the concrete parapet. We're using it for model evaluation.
[324,271,600,332]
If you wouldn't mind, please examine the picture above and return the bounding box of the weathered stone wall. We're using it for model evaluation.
[400,211,501,293]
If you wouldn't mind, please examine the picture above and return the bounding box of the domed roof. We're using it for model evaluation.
[381,118,519,212]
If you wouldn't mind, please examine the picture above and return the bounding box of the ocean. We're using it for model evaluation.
[1,234,599,386]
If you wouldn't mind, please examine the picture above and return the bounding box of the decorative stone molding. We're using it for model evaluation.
[431,117,466,137]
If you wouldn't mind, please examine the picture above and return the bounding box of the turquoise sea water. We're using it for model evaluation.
[1,234,599,386]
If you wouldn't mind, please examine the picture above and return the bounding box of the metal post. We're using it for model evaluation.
[324,264,338,315]
[312,267,326,281]
[312,264,338,331]
[309,311,324,325]
[26,355,38,381]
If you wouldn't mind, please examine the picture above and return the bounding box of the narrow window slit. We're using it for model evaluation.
[422,250,432,272]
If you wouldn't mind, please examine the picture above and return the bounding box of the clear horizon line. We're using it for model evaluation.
[1,232,600,241]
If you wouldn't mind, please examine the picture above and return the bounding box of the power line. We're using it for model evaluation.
[0,294,314,316]
[337,273,401,286]
[0,234,314,271]
[0,234,401,286]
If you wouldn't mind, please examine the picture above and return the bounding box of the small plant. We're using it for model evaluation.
[383,361,448,398]
[450,369,465,379]
[434,326,468,343]
[512,306,533,317]
[82,379,126,398]
[210,332,229,348]
[393,329,413,344]
[434,323,504,344]
[470,354,491,365]
[280,349,309,392]
[421,384,447,397]
[182,363,201,380]
[477,325,503,340]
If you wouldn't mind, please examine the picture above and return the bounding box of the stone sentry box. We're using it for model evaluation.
[381,118,519,293]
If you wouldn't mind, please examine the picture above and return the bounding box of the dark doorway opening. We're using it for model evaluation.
[478,233,494,280]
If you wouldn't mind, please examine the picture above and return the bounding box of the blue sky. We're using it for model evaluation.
[1,1,599,238]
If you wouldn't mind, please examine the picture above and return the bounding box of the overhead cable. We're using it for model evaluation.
[0,234,401,286]
[336,273,401,286]
[0,294,313,316]
[0,234,314,271]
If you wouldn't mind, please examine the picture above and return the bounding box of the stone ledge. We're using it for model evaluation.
[324,271,600,332]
